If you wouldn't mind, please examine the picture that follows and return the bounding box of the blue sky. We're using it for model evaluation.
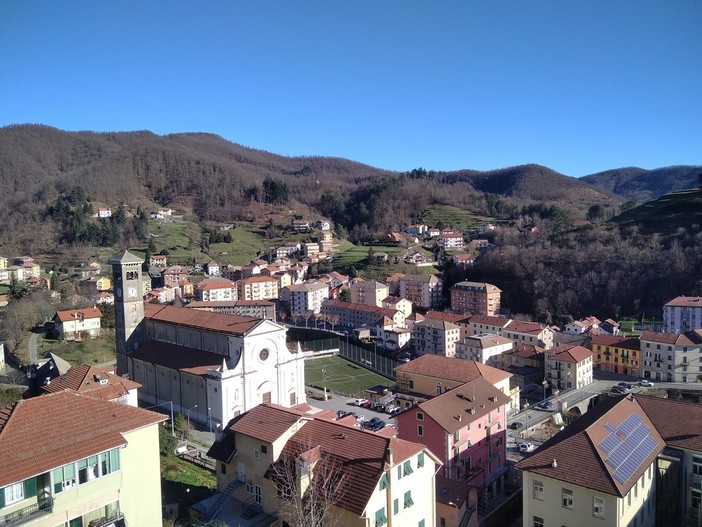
[1,1,700,176]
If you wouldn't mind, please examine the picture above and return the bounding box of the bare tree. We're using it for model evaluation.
[266,446,347,527]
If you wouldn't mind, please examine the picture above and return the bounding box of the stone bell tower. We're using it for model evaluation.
[109,250,145,375]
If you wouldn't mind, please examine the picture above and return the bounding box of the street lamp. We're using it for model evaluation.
[187,404,198,429]
[542,380,549,401]
[208,407,212,435]
[448,501,460,523]
[322,369,327,401]
[146,401,174,436]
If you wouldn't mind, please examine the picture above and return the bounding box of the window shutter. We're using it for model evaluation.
[24,478,37,499]
[0,487,5,509]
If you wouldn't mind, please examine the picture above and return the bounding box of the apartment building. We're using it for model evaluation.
[450,281,502,316]
[205,404,440,527]
[235,276,279,301]
[320,299,405,329]
[590,335,641,375]
[53,307,103,340]
[0,391,164,527]
[350,280,389,307]
[279,282,329,316]
[664,296,702,333]
[195,277,238,302]
[545,344,594,390]
[640,330,702,383]
[456,334,513,366]
[398,274,443,309]
[413,318,461,357]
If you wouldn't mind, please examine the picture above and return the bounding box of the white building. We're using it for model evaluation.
[640,330,702,383]
[545,344,594,390]
[664,296,702,334]
[195,277,237,302]
[280,282,330,316]
[456,333,513,366]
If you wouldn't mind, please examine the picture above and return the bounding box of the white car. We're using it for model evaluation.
[353,398,370,407]
[639,380,655,387]
[519,442,536,453]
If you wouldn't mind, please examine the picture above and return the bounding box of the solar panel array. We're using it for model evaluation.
[598,413,659,485]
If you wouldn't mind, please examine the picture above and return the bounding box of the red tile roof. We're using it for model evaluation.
[516,395,664,497]
[395,355,510,385]
[196,278,236,290]
[0,391,164,488]
[470,315,510,327]
[637,395,702,452]
[144,304,261,336]
[550,344,593,363]
[54,307,103,322]
[665,296,702,307]
[589,335,640,350]
[424,311,471,324]
[42,364,141,395]
[505,320,547,334]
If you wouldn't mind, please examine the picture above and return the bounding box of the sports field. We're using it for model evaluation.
[305,356,392,398]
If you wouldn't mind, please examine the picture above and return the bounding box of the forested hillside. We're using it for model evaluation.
[0,125,615,253]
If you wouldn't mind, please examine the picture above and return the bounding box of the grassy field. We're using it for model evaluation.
[305,356,393,398]
[420,204,494,232]
[614,188,702,232]
[332,242,438,279]
[35,332,116,366]
[161,455,216,518]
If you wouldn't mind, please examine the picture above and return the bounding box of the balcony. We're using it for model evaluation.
[0,495,53,527]
[461,465,485,482]
[88,514,126,527]
[690,472,702,489]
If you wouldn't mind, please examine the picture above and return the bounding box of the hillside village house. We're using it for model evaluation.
[639,330,702,383]
[517,394,702,527]
[195,277,238,302]
[450,281,502,316]
[149,254,167,267]
[0,391,164,527]
[204,404,440,527]
[590,335,641,375]
[110,251,305,430]
[97,207,112,218]
[565,315,601,335]
[398,274,443,309]
[664,295,702,333]
[53,307,102,340]
[381,295,413,318]
[395,377,511,516]
[456,334,514,366]
[452,253,476,268]
[441,230,465,251]
[469,316,554,349]
[413,318,461,357]
[545,344,594,390]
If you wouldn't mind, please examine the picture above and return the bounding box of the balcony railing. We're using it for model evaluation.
[88,514,126,527]
[0,495,53,527]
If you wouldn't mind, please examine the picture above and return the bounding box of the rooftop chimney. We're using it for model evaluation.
[552,459,558,468]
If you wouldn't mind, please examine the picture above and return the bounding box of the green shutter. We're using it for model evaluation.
[394,498,399,514]
[418,452,424,467]
[418,520,425,527]
[0,486,5,509]
[24,478,37,499]
[53,468,64,494]
[110,449,120,471]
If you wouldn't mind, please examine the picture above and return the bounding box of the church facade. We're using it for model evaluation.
[109,251,306,431]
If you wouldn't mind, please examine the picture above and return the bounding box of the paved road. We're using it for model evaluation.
[27,332,39,364]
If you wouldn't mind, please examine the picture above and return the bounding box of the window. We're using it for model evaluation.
[417,452,425,468]
[4,482,24,505]
[533,480,544,500]
[379,473,389,490]
[562,488,573,509]
[533,517,544,527]
[375,507,387,526]
[417,412,424,421]
[453,430,460,443]
[417,425,423,436]
[409,380,415,389]
[254,449,261,459]
[404,490,414,508]
[594,496,605,518]
[221,463,227,475]
[261,445,268,454]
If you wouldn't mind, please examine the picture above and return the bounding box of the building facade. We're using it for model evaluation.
[450,281,502,316]
[664,296,702,334]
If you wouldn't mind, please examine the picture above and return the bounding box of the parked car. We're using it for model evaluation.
[617,382,634,390]
[519,442,536,453]
[353,398,370,407]
[610,386,627,395]
[336,410,351,420]
[371,419,386,431]
[535,401,553,410]
[359,400,373,408]
[385,405,401,415]
[639,379,655,387]
[510,421,524,430]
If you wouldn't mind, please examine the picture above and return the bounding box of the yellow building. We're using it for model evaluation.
[96,276,111,292]
[204,404,441,527]
[0,391,164,527]
[590,335,641,376]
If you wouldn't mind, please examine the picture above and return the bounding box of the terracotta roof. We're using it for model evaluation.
[229,404,307,444]
[665,296,702,307]
[54,307,103,322]
[637,395,702,452]
[323,299,398,318]
[0,391,164,488]
[424,311,471,323]
[186,300,275,308]
[516,395,664,497]
[640,331,700,345]
[589,335,640,350]
[463,334,514,348]
[414,318,460,331]
[395,355,511,385]
[144,304,261,336]
[470,315,510,327]
[436,475,472,507]
[196,278,236,290]
[508,344,546,359]
[505,320,547,334]
[400,274,441,284]
[237,276,278,284]
[42,364,141,395]
[131,340,224,375]
[550,344,593,363]
[415,378,511,433]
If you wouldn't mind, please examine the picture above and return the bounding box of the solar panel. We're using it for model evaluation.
[598,411,659,485]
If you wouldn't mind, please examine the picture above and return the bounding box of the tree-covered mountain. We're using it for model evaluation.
[581,165,702,204]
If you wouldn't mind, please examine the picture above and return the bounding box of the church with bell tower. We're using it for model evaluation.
[110,250,306,430]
